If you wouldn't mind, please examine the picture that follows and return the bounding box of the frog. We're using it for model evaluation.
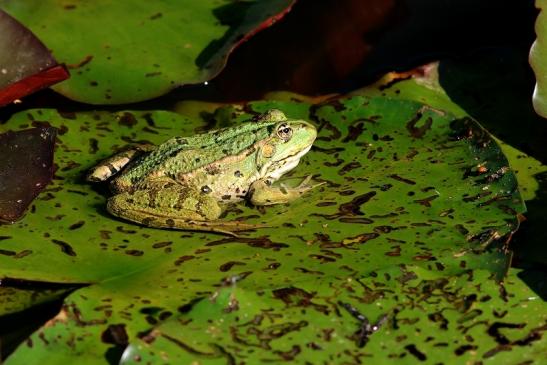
[86,109,321,235]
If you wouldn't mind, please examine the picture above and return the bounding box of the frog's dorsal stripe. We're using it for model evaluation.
[119,120,277,186]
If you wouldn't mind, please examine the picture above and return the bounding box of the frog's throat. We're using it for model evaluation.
[261,145,312,182]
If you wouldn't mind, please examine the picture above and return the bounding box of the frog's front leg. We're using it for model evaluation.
[86,144,155,182]
[248,176,323,206]
[107,182,260,235]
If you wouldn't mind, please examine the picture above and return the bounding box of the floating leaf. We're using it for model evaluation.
[0,127,56,223]
[349,60,547,267]
[0,97,524,363]
[122,268,547,364]
[0,10,68,107]
[0,0,295,104]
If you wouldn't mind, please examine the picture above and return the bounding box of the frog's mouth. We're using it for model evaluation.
[263,145,312,182]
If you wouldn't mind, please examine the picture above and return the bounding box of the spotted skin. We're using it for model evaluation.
[87,110,320,234]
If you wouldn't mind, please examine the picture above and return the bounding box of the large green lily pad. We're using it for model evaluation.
[121,268,546,364]
[0,0,295,104]
[0,96,525,363]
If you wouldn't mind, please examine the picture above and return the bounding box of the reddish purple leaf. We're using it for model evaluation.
[0,10,69,107]
[0,127,56,223]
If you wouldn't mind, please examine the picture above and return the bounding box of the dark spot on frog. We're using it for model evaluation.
[201,185,212,194]
[205,165,220,175]
[165,219,175,227]
[234,170,243,178]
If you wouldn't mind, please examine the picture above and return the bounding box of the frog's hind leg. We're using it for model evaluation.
[87,144,155,182]
[106,185,262,235]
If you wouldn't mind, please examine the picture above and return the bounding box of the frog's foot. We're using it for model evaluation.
[86,144,155,182]
[249,175,324,206]
[107,188,263,235]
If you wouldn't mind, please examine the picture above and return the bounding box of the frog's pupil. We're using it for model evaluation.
[201,185,211,193]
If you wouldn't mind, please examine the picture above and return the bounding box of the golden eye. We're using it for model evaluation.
[276,123,293,141]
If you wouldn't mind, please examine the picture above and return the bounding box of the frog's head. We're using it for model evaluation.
[257,111,317,181]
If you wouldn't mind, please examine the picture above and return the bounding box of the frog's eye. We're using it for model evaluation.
[276,124,293,141]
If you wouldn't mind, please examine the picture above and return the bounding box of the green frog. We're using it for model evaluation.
[87,110,321,235]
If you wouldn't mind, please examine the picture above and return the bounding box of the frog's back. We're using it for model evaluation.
[115,121,275,188]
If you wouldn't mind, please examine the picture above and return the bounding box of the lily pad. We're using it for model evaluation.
[0,0,295,104]
[121,268,547,364]
[0,10,68,107]
[0,127,56,223]
[0,97,524,363]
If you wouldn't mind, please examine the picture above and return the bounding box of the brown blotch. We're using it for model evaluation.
[174,255,195,266]
[152,241,172,249]
[406,113,433,138]
[125,249,144,256]
[118,112,138,127]
[101,324,129,346]
[69,221,85,230]
[51,239,76,256]
[389,174,416,185]
[219,261,246,272]
[414,195,439,207]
